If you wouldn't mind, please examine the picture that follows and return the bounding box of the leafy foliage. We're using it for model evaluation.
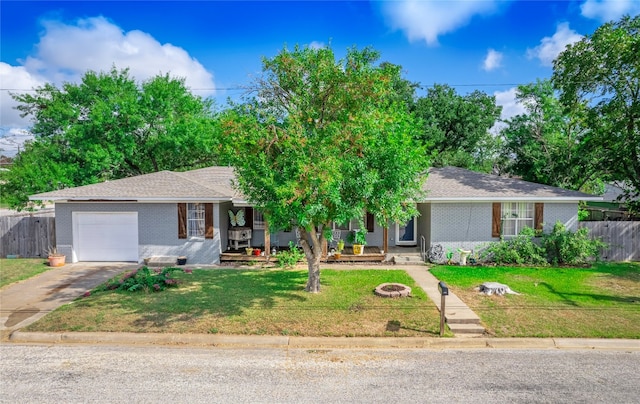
[275,242,306,269]
[97,266,182,293]
[483,227,547,266]
[483,223,606,266]
[500,79,601,191]
[552,14,640,204]
[223,45,428,292]
[4,68,226,209]
[543,222,607,265]
[414,84,502,171]
[346,229,367,245]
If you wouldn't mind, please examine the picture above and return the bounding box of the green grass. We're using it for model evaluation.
[430,262,640,338]
[25,268,448,337]
[0,258,52,289]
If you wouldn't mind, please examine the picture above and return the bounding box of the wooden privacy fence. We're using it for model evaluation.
[0,214,55,258]
[579,221,640,262]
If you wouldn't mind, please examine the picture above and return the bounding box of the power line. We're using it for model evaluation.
[0,87,246,92]
[0,83,534,92]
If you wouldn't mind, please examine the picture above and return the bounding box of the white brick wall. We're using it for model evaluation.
[543,203,579,232]
[428,203,494,261]
[426,201,579,263]
[56,202,222,264]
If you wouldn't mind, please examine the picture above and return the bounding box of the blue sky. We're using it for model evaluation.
[2,0,639,155]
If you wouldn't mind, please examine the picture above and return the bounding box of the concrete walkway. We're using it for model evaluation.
[0,262,137,336]
[404,266,485,336]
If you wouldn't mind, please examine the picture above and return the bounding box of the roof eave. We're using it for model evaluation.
[424,196,603,202]
[29,196,234,203]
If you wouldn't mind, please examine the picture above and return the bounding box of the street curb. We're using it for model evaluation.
[7,332,640,351]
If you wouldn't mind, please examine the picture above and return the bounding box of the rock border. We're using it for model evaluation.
[374,283,412,298]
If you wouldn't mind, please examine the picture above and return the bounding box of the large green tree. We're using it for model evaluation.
[223,46,428,292]
[500,79,601,191]
[413,84,502,171]
[552,14,640,201]
[4,68,223,209]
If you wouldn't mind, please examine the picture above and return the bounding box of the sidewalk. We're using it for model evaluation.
[8,331,640,351]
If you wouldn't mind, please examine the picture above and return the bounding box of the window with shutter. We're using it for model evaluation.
[178,203,213,239]
[493,202,543,237]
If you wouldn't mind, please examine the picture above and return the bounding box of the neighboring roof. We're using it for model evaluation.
[29,167,240,202]
[424,167,602,202]
[30,165,601,203]
[599,183,639,203]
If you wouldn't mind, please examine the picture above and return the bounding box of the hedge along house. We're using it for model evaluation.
[29,166,601,264]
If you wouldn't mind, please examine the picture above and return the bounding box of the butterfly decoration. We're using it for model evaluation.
[228,209,246,227]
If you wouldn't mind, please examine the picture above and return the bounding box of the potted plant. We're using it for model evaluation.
[347,229,367,255]
[334,238,345,259]
[45,246,65,267]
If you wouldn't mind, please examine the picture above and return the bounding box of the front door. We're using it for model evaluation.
[395,216,417,246]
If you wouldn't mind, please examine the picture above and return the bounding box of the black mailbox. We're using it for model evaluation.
[438,281,449,296]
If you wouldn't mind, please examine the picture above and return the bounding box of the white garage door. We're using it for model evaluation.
[73,212,139,261]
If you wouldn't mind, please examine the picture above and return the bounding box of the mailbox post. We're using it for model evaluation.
[438,281,449,337]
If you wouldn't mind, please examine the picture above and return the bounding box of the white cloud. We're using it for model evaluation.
[490,87,526,133]
[581,0,640,22]
[23,17,215,93]
[526,22,582,66]
[494,87,526,121]
[0,127,33,156]
[482,49,503,71]
[308,41,326,50]
[1,17,216,154]
[380,0,498,46]
[0,63,46,128]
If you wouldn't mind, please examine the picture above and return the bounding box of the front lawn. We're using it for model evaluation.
[431,262,640,338]
[24,268,447,337]
[0,258,52,289]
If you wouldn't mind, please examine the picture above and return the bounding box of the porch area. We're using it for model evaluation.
[220,246,386,263]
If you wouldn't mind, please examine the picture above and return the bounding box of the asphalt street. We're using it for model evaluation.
[1,344,638,403]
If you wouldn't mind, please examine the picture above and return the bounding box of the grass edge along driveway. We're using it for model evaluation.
[430,262,640,339]
[0,258,53,289]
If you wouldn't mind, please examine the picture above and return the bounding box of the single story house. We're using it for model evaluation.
[30,166,601,264]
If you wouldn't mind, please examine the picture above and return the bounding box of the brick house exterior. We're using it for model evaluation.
[30,166,600,264]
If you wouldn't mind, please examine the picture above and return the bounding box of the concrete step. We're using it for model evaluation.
[392,255,425,265]
[445,314,481,325]
[146,256,178,266]
[447,323,486,334]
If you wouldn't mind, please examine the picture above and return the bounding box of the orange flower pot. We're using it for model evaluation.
[48,255,66,267]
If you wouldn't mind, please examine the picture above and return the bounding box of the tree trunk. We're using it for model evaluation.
[305,254,322,293]
[298,226,323,293]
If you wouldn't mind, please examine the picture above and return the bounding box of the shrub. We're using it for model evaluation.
[542,222,607,265]
[98,266,182,293]
[483,222,607,266]
[483,227,547,265]
[276,242,306,269]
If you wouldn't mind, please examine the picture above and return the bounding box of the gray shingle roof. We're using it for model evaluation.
[424,166,601,201]
[29,167,240,201]
[30,165,600,202]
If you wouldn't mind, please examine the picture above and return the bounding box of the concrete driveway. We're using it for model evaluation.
[0,262,137,335]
